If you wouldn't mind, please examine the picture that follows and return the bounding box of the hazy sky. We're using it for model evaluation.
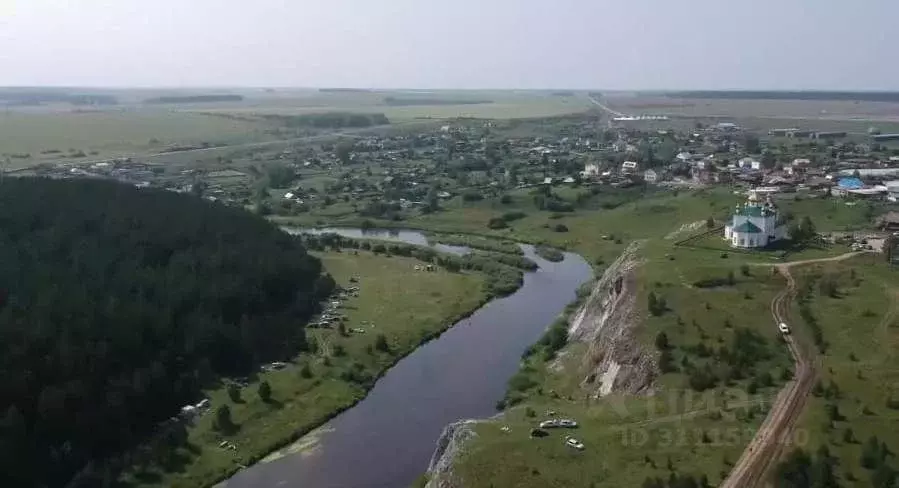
[0,0,895,90]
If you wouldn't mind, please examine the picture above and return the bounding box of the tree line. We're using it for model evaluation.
[0,178,334,487]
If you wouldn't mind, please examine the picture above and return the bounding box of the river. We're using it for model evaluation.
[222,228,593,488]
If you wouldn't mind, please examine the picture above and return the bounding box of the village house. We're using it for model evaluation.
[583,162,600,177]
[620,161,638,174]
[879,211,899,231]
[738,157,761,170]
[724,192,788,248]
[643,169,659,183]
[785,158,811,176]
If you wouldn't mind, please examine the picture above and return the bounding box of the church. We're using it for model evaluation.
[723,192,788,248]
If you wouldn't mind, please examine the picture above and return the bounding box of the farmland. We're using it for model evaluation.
[0,89,594,169]
[0,109,271,167]
[602,93,899,132]
[192,90,594,121]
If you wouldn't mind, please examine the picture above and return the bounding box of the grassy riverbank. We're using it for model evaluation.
[120,251,489,488]
[448,238,796,486]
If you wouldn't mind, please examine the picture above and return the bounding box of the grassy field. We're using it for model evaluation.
[0,110,271,167]
[191,90,594,121]
[280,187,748,267]
[787,254,899,486]
[605,95,899,125]
[120,250,488,488]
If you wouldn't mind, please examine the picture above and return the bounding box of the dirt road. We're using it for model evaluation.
[588,96,628,117]
[720,252,867,487]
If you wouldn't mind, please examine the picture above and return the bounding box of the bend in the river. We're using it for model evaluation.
[221,227,593,488]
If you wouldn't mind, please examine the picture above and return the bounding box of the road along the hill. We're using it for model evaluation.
[721,252,868,487]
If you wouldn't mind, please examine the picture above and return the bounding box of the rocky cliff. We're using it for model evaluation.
[424,420,479,488]
[424,243,656,485]
[567,242,656,397]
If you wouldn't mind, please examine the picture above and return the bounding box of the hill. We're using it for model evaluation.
[0,178,334,488]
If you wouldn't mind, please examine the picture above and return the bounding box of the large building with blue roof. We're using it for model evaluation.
[723,191,788,248]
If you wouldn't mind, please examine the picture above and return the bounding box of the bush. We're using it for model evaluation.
[501,211,527,222]
[539,319,569,354]
[508,372,537,392]
[462,191,484,202]
[553,223,569,233]
[648,291,667,316]
[654,332,670,350]
[215,405,233,430]
[487,217,508,229]
[258,381,272,402]
[300,363,313,378]
[227,384,241,402]
[375,334,390,352]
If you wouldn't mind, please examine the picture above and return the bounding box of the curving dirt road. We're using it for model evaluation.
[588,95,628,117]
[720,252,867,487]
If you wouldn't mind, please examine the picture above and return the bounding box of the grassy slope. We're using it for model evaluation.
[122,251,488,488]
[790,254,899,486]
[451,244,794,487]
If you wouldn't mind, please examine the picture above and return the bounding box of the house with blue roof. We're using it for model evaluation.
[723,192,788,248]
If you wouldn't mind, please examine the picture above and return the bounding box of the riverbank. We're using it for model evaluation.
[219,238,592,488]
[423,229,802,486]
[120,251,492,488]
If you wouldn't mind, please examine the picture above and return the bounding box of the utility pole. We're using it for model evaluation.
[1,157,9,185]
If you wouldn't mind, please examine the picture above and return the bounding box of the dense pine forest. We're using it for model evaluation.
[0,178,334,487]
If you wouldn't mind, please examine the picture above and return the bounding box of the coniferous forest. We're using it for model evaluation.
[0,178,334,487]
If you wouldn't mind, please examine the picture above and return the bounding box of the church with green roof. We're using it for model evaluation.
[723,191,788,248]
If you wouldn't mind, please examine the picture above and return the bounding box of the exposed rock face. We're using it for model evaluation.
[424,420,478,488]
[568,242,656,397]
[424,244,656,484]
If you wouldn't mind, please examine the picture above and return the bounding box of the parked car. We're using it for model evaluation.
[539,419,561,429]
[565,436,585,450]
[778,322,790,334]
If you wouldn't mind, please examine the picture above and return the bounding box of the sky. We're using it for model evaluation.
[0,0,895,90]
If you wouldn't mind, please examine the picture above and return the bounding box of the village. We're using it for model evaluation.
[10,113,899,254]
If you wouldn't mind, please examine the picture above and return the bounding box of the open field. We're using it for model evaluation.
[788,254,899,486]
[605,94,899,122]
[0,110,270,167]
[121,250,488,488]
[185,90,594,121]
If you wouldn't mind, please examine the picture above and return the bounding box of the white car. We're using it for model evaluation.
[558,419,578,428]
[539,419,561,429]
[565,436,585,450]
[778,322,790,334]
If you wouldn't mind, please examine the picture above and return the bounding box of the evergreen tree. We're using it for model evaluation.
[258,381,272,403]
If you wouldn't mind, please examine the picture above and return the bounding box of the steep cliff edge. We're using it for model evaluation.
[425,420,479,488]
[424,244,655,486]
[567,242,655,397]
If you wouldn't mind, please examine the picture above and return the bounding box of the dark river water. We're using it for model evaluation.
[222,228,593,488]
